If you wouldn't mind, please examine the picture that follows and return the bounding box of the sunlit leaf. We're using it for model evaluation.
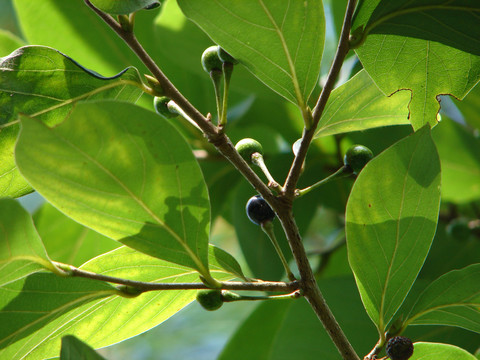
[15,101,211,276]
[0,45,144,197]
[0,246,237,360]
[433,118,480,203]
[315,70,410,138]
[33,202,119,267]
[177,0,325,107]
[346,127,441,331]
[0,198,59,287]
[355,35,480,130]
[352,1,480,57]
[411,342,477,360]
[405,264,480,333]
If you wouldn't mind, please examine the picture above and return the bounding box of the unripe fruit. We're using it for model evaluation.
[201,46,223,73]
[343,144,373,174]
[446,218,471,241]
[235,138,263,163]
[196,289,223,311]
[386,336,414,360]
[246,195,275,225]
[218,47,238,65]
[154,96,177,118]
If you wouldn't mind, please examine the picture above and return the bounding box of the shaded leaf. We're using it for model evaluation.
[346,127,441,331]
[355,35,480,130]
[411,342,477,360]
[315,70,410,138]
[0,45,144,197]
[60,335,106,360]
[90,0,159,15]
[0,198,59,287]
[352,1,480,57]
[33,202,119,267]
[15,101,211,277]
[406,264,480,333]
[0,246,237,360]
[432,118,480,203]
[177,0,325,107]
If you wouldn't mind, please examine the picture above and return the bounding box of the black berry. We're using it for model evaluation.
[201,46,223,73]
[196,289,223,311]
[246,195,275,225]
[343,144,373,174]
[235,138,263,163]
[386,336,414,360]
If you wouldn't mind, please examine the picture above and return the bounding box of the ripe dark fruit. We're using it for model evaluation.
[343,144,373,174]
[386,336,414,360]
[154,96,177,119]
[201,45,223,73]
[196,289,223,311]
[246,195,275,225]
[218,47,238,65]
[235,138,263,163]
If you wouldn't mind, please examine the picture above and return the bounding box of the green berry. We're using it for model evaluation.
[201,46,223,73]
[386,336,414,360]
[246,195,275,225]
[235,138,263,163]
[154,96,177,119]
[343,144,373,174]
[446,218,471,241]
[196,289,223,311]
[218,47,238,65]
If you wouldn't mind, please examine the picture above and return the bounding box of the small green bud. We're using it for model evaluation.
[386,336,414,360]
[196,289,223,311]
[154,96,177,119]
[201,45,223,73]
[343,144,373,174]
[218,47,238,65]
[235,138,263,163]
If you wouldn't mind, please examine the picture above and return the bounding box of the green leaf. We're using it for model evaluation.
[219,277,377,360]
[13,0,147,77]
[346,126,441,332]
[33,202,119,267]
[315,70,410,138]
[355,35,480,130]
[177,0,325,107]
[0,45,144,198]
[60,335,106,360]
[0,198,59,287]
[433,118,480,203]
[15,101,211,277]
[209,245,247,281]
[0,246,237,360]
[411,342,477,360]
[455,82,480,130]
[90,0,159,15]
[352,1,480,57]
[405,264,480,333]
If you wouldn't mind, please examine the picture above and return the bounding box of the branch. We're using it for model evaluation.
[83,0,274,204]
[282,0,357,198]
[55,262,299,293]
